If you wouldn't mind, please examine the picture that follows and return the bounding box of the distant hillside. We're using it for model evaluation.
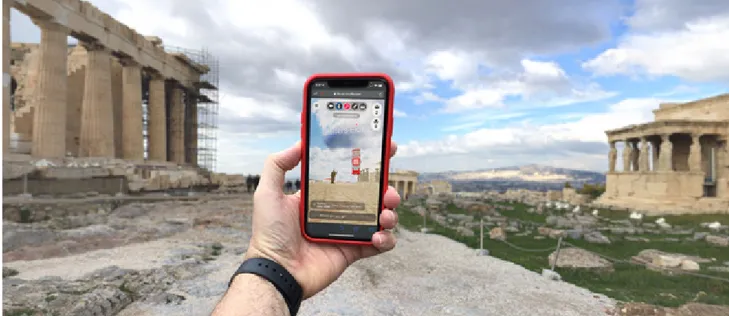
[418,164,605,193]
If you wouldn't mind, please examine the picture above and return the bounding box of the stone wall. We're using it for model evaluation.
[603,172,705,200]
[3,176,127,196]
[562,188,591,205]
[653,93,729,121]
[2,157,225,195]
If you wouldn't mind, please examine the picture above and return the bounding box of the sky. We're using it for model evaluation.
[9,0,729,176]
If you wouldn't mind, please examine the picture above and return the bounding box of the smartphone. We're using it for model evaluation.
[300,73,395,245]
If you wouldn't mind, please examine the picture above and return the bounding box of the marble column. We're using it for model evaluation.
[3,1,10,155]
[651,140,660,171]
[147,77,167,161]
[622,141,633,172]
[188,96,198,166]
[658,134,673,171]
[120,59,144,160]
[168,85,185,164]
[608,141,617,172]
[31,19,68,158]
[689,134,702,172]
[79,43,115,157]
[639,138,650,171]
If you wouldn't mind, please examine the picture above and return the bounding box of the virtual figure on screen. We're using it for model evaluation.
[246,175,254,193]
[330,170,337,184]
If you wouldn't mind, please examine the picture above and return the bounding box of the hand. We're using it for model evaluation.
[244,141,401,299]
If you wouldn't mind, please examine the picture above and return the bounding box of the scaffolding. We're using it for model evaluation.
[141,46,220,172]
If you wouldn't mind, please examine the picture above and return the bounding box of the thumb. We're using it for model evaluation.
[258,141,302,192]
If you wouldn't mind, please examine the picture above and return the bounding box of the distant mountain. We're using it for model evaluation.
[418,164,605,193]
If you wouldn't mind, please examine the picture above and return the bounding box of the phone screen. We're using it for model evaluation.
[304,78,390,241]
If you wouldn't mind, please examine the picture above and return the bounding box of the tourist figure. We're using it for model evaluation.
[285,181,293,192]
[330,169,337,184]
[295,179,301,191]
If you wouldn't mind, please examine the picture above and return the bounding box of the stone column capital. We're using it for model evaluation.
[31,18,68,32]
[80,41,108,52]
[118,57,140,68]
[660,134,671,141]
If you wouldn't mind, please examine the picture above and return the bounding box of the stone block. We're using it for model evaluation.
[41,167,109,179]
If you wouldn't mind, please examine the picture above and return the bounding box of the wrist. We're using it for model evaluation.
[229,257,303,316]
[244,244,299,276]
[219,273,290,316]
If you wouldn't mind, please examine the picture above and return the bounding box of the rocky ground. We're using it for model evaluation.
[5,193,705,316]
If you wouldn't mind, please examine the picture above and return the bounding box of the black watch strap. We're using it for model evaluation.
[229,257,303,316]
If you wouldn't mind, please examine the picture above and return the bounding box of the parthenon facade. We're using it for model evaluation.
[3,0,216,167]
[594,93,729,214]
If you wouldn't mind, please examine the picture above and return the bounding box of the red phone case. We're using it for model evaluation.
[299,73,395,246]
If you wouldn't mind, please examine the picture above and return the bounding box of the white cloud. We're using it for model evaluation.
[440,59,615,113]
[396,98,665,170]
[584,15,729,82]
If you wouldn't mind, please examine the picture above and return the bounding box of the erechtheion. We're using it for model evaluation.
[594,93,729,214]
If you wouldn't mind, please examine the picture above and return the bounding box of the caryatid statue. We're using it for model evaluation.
[608,141,617,172]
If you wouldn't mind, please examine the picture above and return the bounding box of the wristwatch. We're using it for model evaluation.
[229,257,303,316]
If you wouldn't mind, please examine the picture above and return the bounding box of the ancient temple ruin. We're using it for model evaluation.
[595,93,729,214]
[3,0,218,169]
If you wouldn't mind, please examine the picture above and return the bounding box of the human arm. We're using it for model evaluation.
[212,140,401,314]
[211,273,289,316]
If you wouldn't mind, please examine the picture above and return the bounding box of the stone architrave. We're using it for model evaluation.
[639,138,650,171]
[689,134,702,172]
[3,1,10,155]
[608,141,617,172]
[168,85,185,164]
[79,42,115,158]
[31,19,68,158]
[658,134,673,171]
[147,77,167,161]
[120,58,144,160]
[622,141,633,172]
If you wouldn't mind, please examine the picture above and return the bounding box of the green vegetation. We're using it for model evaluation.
[3,308,37,316]
[18,207,31,223]
[484,200,547,223]
[577,183,606,199]
[399,201,729,307]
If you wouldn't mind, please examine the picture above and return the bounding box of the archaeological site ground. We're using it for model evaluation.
[3,0,729,316]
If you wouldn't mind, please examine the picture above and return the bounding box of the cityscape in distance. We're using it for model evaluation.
[418,164,606,192]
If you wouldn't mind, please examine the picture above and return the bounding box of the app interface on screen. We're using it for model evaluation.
[307,83,386,227]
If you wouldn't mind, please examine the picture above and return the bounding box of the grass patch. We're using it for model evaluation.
[486,199,548,223]
[399,202,729,308]
[3,308,37,316]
